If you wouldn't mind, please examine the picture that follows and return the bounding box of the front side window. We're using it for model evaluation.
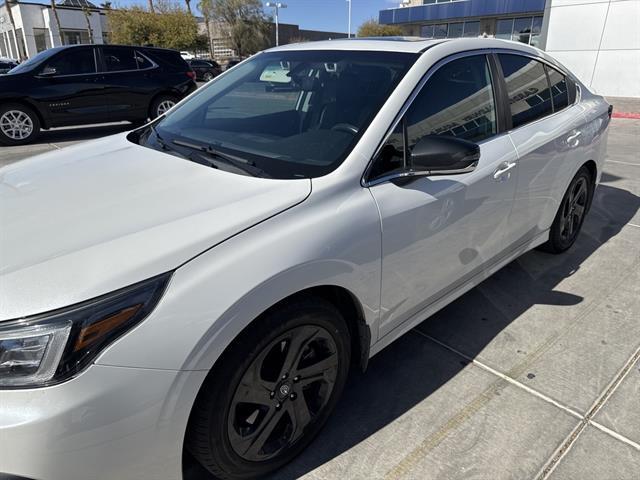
[405,55,497,145]
[369,55,497,182]
[499,54,552,129]
[144,50,417,179]
[43,48,96,76]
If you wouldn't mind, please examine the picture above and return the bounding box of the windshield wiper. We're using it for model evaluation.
[172,139,268,178]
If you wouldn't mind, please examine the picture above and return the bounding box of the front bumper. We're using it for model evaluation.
[0,364,207,480]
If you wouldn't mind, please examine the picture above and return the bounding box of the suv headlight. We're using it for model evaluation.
[0,272,171,388]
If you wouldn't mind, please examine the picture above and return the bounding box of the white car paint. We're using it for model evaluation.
[0,38,610,480]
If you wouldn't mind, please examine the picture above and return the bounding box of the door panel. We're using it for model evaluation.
[371,136,517,337]
[99,46,155,121]
[498,54,589,248]
[367,54,518,338]
[34,46,109,126]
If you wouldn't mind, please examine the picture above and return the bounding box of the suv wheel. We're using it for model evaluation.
[150,94,178,119]
[203,71,214,82]
[0,103,41,146]
[186,298,351,480]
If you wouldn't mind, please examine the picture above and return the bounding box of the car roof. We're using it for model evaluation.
[266,37,543,56]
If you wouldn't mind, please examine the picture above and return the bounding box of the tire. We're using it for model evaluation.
[186,298,351,480]
[203,71,214,82]
[0,103,41,146]
[149,94,179,119]
[539,166,593,254]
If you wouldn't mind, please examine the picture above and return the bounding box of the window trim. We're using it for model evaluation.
[363,49,502,186]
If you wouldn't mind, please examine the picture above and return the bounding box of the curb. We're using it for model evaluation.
[612,112,640,119]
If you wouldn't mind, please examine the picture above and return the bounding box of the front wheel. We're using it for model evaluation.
[186,298,351,480]
[0,103,41,146]
[539,166,593,253]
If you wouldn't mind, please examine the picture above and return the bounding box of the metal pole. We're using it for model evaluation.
[347,0,352,38]
[266,2,287,47]
[275,4,279,46]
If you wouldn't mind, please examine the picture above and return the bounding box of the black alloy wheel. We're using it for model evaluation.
[186,298,351,480]
[228,325,339,461]
[540,166,593,253]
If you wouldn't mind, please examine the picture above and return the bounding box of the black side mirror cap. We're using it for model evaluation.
[410,135,480,174]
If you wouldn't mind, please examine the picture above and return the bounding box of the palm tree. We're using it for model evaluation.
[185,0,192,15]
[82,6,94,44]
[147,0,155,13]
[198,0,214,58]
[50,0,64,45]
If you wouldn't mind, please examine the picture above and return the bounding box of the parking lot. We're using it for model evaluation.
[2,99,639,480]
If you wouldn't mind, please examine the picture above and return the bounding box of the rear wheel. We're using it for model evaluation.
[150,94,178,119]
[539,166,593,253]
[0,103,41,146]
[203,71,215,82]
[186,298,351,480]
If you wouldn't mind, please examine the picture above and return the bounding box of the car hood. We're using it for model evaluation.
[0,134,311,320]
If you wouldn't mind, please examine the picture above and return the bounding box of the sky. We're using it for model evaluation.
[110,0,399,34]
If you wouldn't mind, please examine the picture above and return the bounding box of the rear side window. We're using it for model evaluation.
[405,54,497,144]
[103,46,138,72]
[145,49,189,72]
[43,48,96,76]
[498,54,552,129]
[546,66,569,111]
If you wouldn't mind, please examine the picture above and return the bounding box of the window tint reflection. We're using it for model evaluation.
[499,54,552,129]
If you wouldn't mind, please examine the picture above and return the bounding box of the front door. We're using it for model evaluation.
[33,46,109,127]
[367,54,518,338]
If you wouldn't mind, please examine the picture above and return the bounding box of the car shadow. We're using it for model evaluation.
[182,183,639,480]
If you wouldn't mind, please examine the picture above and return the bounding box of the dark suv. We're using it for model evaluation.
[0,59,18,74]
[0,45,197,145]
[187,59,221,82]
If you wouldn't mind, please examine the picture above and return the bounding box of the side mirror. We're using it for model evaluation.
[410,135,480,175]
[38,67,57,77]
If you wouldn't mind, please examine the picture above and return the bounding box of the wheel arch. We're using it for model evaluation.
[0,98,48,129]
[147,90,181,118]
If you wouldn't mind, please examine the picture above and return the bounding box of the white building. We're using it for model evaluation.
[540,0,640,98]
[0,0,108,61]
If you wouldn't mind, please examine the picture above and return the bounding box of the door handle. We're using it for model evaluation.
[493,161,517,181]
[566,131,582,147]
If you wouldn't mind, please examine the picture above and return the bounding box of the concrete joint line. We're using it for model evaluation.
[535,346,640,480]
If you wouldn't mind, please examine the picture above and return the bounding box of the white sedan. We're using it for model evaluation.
[0,37,610,480]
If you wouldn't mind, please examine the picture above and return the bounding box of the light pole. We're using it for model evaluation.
[265,2,287,47]
[347,0,352,38]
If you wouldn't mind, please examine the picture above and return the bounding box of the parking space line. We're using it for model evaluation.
[535,345,640,479]
[412,329,584,420]
[606,159,640,166]
[628,223,640,229]
[410,330,640,476]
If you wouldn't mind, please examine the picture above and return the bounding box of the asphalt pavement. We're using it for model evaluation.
[2,99,639,480]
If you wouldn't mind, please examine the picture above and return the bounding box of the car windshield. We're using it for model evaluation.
[142,50,417,179]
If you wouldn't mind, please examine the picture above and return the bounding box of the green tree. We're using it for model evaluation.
[198,0,215,58]
[211,0,269,57]
[357,19,403,38]
[106,3,198,51]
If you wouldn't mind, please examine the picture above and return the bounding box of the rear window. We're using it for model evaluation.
[499,54,553,129]
[145,49,189,72]
[546,66,569,111]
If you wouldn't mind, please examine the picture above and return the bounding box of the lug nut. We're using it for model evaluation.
[293,376,300,383]
[275,402,282,410]
[281,373,288,380]
[289,393,297,400]
[270,391,275,399]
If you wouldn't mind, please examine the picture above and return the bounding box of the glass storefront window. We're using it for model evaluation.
[463,21,480,37]
[496,19,513,40]
[33,28,52,53]
[448,23,464,38]
[433,24,448,38]
[421,25,434,38]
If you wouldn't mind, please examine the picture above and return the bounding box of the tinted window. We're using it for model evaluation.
[43,48,96,76]
[103,47,138,72]
[369,122,405,181]
[547,66,569,111]
[499,54,552,128]
[134,51,153,69]
[406,55,497,145]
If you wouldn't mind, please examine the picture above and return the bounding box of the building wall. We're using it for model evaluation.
[540,0,640,97]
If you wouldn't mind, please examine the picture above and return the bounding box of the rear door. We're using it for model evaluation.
[98,46,156,121]
[497,53,588,249]
[33,46,108,126]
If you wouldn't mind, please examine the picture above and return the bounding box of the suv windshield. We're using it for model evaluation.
[142,50,417,179]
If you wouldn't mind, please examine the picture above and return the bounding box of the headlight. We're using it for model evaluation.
[0,272,171,388]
